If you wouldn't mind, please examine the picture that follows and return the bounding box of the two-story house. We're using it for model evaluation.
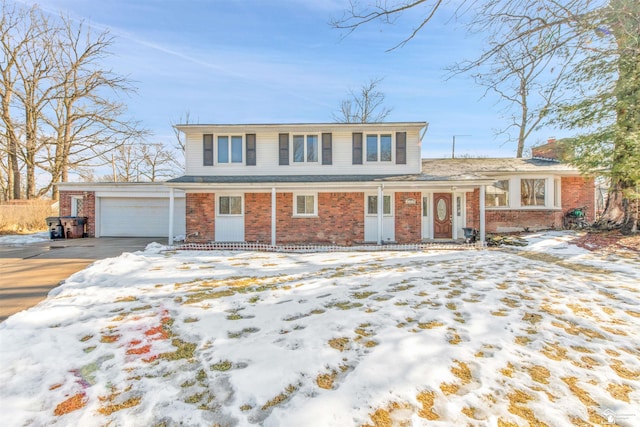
[57,122,595,245]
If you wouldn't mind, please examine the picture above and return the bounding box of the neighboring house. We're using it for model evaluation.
[58,122,594,245]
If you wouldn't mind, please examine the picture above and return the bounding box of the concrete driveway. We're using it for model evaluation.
[0,237,162,322]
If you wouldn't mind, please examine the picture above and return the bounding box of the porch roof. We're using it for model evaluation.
[166,173,490,185]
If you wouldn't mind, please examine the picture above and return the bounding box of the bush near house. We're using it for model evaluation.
[0,200,58,235]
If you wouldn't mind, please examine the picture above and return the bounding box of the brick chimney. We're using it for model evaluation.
[532,137,570,161]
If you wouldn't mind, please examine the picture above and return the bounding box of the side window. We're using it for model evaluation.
[366,135,378,161]
[367,195,392,215]
[71,196,84,216]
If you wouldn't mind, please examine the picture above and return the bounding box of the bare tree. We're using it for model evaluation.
[104,142,181,183]
[333,77,392,123]
[0,2,146,200]
[452,31,577,157]
[40,16,146,199]
[333,0,639,233]
[171,111,193,152]
[0,1,36,200]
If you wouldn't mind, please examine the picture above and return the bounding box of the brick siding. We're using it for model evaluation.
[245,192,271,243]
[185,193,215,242]
[561,176,595,221]
[275,192,364,245]
[59,190,96,237]
[394,192,421,243]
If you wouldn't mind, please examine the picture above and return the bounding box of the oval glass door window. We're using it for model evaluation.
[436,199,447,221]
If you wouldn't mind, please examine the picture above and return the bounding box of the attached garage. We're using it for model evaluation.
[99,197,186,237]
[57,183,186,240]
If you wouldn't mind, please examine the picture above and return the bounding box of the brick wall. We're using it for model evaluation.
[394,192,421,243]
[59,190,96,237]
[185,193,215,242]
[245,192,271,242]
[561,176,595,221]
[485,209,564,233]
[466,190,480,230]
[275,192,364,245]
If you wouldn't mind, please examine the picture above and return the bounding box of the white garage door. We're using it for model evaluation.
[99,197,186,237]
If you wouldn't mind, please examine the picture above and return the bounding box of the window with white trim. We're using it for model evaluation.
[366,134,392,162]
[294,194,317,216]
[554,178,561,207]
[218,196,242,215]
[292,135,318,163]
[486,180,510,207]
[521,178,546,206]
[217,135,243,163]
[367,195,392,215]
[71,196,84,216]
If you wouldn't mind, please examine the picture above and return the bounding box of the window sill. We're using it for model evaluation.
[292,214,319,218]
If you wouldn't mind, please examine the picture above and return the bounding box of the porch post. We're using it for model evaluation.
[377,185,383,245]
[479,185,486,242]
[168,187,174,246]
[271,187,276,246]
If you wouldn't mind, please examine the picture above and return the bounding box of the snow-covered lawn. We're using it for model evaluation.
[1,232,639,426]
[0,231,50,246]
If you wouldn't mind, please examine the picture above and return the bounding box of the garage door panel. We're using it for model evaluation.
[100,197,185,237]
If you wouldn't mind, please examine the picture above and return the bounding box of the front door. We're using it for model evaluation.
[364,193,395,242]
[215,195,245,242]
[433,193,452,239]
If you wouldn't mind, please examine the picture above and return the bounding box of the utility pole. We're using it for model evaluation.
[452,135,471,158]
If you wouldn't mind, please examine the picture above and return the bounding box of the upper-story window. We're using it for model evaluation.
[218,136,243,163]
[366,134,392,162]
[293,135,318,163]
[203,134,244,165]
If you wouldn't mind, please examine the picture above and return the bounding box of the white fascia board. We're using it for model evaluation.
[170,178,496,193]
[175,122,428,134]
[57,182,185,197]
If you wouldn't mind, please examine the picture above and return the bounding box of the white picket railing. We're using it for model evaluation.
[173,241,484,253]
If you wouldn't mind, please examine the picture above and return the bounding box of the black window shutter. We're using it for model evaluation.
[352,132,363,165]
[279,133,289,165]
[351,132,362,165]
[322,133,332,165]
[246,133,256,166]
[396,131,407,164]
[203,134,213,166]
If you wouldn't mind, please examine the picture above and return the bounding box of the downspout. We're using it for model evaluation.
[479,185,486,243]
[271,187,276,246]
[168,187,175,246]
[377,184,383,245]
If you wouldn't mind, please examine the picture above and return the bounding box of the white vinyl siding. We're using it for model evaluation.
[184,128,422,176]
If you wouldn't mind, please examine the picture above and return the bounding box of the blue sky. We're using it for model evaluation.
[21,0,563,158]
